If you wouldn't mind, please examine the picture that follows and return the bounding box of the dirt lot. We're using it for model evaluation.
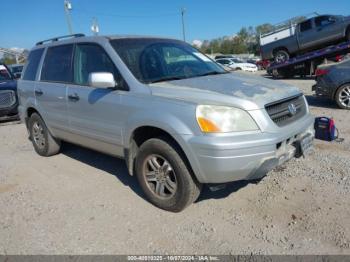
[0,73,349,255]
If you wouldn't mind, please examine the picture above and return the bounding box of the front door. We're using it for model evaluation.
[66,43,127,156]
[313,15,344,45]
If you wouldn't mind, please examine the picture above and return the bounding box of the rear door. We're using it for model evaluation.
[297,19,316,50]
[36,44,73,136]
[66,43,127,155]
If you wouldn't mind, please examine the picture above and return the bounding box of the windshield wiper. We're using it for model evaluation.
[148,76,186,84]
[196,71,229,77]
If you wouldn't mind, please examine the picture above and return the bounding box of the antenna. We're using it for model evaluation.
[181,7,186,42]
[91,17,99,36]
[64,0,73,34]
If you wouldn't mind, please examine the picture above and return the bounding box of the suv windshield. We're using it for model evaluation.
[0,65,12,81]
[110,38,226,83]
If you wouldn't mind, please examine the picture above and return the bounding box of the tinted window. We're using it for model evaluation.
[218,59,229,65]
[0,65,12,81]
[300,20,312,32]
[22,49,44,81]
[73,44,124,87]
[41,45,73,82]
[315,16,334,27]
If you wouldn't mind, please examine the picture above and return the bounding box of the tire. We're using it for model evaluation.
[28,113,61,156]
[135,137,202,212]
[335,84,350,110]
[274,50,290,63]
[236,67,242,71]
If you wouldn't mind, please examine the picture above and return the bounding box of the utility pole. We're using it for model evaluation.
[91,17,99,36]
[64,0,73,34]
[181,7,186,42]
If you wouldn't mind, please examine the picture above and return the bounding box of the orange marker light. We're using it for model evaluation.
[197,117,221,133]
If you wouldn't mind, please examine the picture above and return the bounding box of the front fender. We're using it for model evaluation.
[123,108,197,147]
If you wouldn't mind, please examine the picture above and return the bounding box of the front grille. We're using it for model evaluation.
[265,94,306,127]
[0,90,16,109]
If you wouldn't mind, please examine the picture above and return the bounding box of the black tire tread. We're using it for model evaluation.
[135,137,201,212]
[28,113,61,157]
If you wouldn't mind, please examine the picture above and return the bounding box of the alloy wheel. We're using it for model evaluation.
[32,121,46,149]
[338,86,350,108]
[143,154,177,199]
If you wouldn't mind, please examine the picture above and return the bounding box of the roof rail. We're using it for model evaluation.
[36,34,85,46]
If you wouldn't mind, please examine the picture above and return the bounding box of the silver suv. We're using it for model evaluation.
[18,34,314,212]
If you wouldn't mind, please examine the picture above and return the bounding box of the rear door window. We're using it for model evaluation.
[300,19,312,32]
[22,49,44,81]
[41,45,73,83]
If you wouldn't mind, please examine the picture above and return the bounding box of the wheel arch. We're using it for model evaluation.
[333,82,350,100]
[25,107,41,127]
[125,125,197,182]
[272,46,289,56]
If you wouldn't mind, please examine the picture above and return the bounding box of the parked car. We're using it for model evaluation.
[256,59,271,70]
[0,64,19,121]
[312,57,350,109]
[214,55,235,60]
[260,14,350,62]
[18,34,315,212]
[216,58,258,72]
[8,63,24,79]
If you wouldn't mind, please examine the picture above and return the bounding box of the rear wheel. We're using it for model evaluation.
[274,50,290,63]
[28,113,61,156]
[335,84,350,109]
[135,137,202,212]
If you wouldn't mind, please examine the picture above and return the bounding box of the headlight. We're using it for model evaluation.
[196,105,259,133]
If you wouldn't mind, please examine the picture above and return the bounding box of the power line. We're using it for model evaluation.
[75,7,178,19]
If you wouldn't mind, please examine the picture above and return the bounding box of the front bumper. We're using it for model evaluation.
[180,114,314,184]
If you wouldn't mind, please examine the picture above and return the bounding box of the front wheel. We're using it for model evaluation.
[335,85,350,109]
[135,137,202,212]
[28,113,61,156]
[274,50,290,63]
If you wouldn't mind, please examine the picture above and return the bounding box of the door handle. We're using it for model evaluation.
[68,93,80,101]
[35,89,43,96]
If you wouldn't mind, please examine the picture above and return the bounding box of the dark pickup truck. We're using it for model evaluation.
[260,15,350,62]
[0,64,19,121]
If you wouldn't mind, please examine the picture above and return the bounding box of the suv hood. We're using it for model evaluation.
[149,72,301,110]
[0,80,17,91]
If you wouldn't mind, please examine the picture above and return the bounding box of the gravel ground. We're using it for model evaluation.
[0,73,349,255]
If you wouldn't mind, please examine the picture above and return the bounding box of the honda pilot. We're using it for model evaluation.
[18,34,314,212]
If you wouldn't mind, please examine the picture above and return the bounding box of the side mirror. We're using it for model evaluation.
[328,17,336,23]
[88,72,116,88]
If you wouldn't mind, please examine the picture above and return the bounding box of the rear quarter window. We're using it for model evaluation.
[41,44,73,83]
[22,49,44,81]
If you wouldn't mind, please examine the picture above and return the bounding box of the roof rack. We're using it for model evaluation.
[36,34,85,46]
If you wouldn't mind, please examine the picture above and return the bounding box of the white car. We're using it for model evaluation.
[216,58,258,72]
